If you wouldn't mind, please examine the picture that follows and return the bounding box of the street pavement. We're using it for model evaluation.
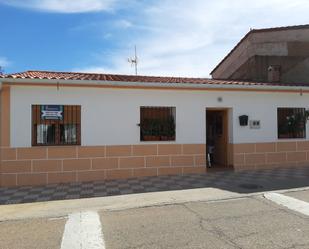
[0,217,66,249]
[100,195,309,249]
[0,188,309,249]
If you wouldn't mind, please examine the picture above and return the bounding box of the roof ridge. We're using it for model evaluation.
[16,70,210,80]
[251,24,309,33]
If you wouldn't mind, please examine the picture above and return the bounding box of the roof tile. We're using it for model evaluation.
[1,70,309,88]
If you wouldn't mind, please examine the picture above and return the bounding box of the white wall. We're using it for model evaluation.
[10,85,309,147]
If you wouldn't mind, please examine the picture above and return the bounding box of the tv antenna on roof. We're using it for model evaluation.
[128,45,138,75]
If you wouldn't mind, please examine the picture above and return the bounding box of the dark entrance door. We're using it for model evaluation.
[206,109,228,168]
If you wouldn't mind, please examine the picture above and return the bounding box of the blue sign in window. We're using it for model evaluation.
[41,105,64,120]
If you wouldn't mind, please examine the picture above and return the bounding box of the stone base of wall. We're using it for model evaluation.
[0,144,206,187]
[233,141,309,171]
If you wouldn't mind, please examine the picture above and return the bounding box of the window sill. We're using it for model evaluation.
[139,140,177,144]
[277,138,307,141]
[32,144,81,147]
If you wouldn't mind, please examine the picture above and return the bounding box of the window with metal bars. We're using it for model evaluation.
[140,106,176,141]
[277,108,306,139]
[32,105,81,146]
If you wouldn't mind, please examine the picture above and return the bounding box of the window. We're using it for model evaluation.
[32,105,81,146]
[277,108,306,139]
[268,65,281,83]
[140,107,176,141]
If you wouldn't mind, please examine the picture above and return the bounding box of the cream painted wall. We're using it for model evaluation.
[10,85,309,147]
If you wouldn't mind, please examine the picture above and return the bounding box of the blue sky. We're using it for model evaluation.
[1,0,309,77]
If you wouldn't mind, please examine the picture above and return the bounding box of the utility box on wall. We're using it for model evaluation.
[250,120,261,129]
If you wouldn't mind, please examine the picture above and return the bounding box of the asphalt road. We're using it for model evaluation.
[0,217,66,249]
[100,195,309,249]
[0,189,309,249]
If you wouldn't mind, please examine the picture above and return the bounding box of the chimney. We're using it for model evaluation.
[268,65,281,83]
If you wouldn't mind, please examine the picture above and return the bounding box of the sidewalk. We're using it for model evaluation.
[1,166,309,206]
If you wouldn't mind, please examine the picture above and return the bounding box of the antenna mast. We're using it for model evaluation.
[128,45,138,75]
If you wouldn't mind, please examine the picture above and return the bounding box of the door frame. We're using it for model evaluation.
[206,108,230,167]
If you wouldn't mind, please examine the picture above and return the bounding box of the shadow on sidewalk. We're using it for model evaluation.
[1,166,309,205]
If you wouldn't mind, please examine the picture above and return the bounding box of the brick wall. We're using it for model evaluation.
[2,141,309,187]
[233,141,309,170]
[0,144,206,187]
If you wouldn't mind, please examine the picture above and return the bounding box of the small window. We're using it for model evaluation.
[32,105,81,146]
[268,65,281,83]
[140,107,176,141]
[277,108,306,139]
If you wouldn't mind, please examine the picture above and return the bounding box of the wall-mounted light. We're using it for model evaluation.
[239,115,249,126]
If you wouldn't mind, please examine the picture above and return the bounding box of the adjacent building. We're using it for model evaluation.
[211,24,309,84]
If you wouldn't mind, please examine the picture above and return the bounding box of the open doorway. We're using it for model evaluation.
[206,109,229,169]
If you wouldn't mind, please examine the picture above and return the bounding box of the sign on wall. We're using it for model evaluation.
[41,105,63,120]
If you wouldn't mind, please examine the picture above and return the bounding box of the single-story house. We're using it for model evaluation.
[0,70,309,187]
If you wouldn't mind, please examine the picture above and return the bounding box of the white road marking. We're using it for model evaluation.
[264,192,309,216]
[61,211,105,249]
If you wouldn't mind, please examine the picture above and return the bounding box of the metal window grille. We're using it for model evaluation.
[277,108,306,139]
[32,105,81,146]
[140,106,176,141]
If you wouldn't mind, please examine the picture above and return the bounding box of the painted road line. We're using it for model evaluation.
[61,211,105,249]
[264,192,309,216]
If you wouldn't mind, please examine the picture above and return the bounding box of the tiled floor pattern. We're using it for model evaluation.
[1,166,309,205]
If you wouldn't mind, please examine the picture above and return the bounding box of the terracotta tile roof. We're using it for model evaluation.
[1,70,309,88]
[211,24,309,75]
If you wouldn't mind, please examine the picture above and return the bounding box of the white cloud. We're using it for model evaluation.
[103,33,113,39]
[76,0,309,77]
[0,57,10,68]
[6,0,308,76]
[114,20,133,29]
[0,0,118,13]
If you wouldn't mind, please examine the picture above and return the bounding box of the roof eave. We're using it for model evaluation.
[210,30,253,75]
[0,77,308,92]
